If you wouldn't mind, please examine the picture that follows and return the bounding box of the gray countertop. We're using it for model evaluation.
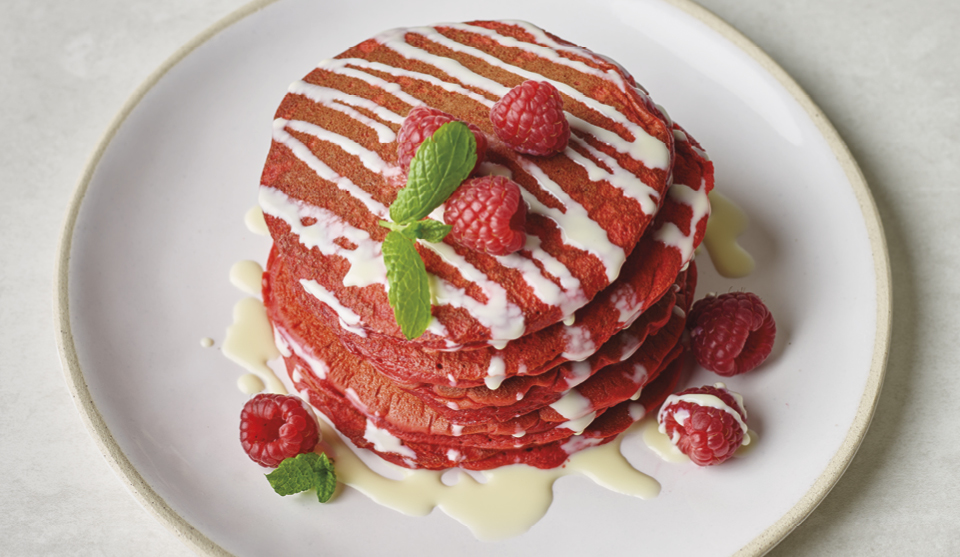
[2,0,957,554]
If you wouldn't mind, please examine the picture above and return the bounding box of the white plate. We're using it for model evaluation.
[56,0,890,555]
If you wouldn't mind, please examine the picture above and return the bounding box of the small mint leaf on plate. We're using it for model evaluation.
[389,121,476,224]
[382,230,433,340]
[266,452,337,503]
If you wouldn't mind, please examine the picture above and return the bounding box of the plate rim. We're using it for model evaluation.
[53,1,892,555]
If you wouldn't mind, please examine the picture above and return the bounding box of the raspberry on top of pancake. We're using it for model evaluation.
[258,20,677,347]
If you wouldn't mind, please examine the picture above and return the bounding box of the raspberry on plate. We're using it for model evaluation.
[443,175,527,256]
[240,393,320,468]
[657,383,749,466]
[687,292,776,376]
[490,80,570,156]
[396,105,488,174]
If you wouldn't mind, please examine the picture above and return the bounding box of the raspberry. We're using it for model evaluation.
[396,106,488,174]
[657,384,748,466]
[240,393,320,468]
[687,292,776,376]
[444,175,527,256]
[490,80,570,156]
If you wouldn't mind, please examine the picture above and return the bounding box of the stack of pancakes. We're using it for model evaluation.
[259,21,714,470]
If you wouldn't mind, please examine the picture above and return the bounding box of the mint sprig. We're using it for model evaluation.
[380,218,452,243]
[380,121,477,340]
[382,230,433,339]
[390,121,477,223]
[403,219,452,242]
[266,452,337,503]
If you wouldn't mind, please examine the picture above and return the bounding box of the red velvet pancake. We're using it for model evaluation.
[257,20,716,470]
[265,124,711,388]
[266,240,695,424]
[266,239,694,424]
[285,345,686,471]
[409,273,684,418]
[259,20,679,348]
[264,249,693,464]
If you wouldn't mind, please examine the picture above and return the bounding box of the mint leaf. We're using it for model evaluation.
[266,452,337,503]
[311,454,337,503]
[379,219,451,243]
[401,219,452,243]
[389,121,476,223]
[378,121,472,339]
[382,230,433,339]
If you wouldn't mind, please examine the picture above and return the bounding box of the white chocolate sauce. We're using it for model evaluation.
[703,191,755,278]
[244,206,269,236]
[259,187,386,289]
[222,296,286,395]
[237,373,265,395]
[515,158,625,283]
[484,356,506,390]
[199,337,214,348]
[229,260,264,297]
[611,283,642,325]
[222,255,286,394]
[281,118,398,175]
[316,417,658,541]
[550,390,594,421]
[363,419,418,460]
[564,361,592,388]
[641,417,690,463]
[285,81,400,143]
[560,325,596,361]
[422,241,526,341]
[275,325,330,381]
[653,180,711,263]
[736,430,759,457]
[299,279,368,338]
[271,119,389,218]
[501,232,586,318]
